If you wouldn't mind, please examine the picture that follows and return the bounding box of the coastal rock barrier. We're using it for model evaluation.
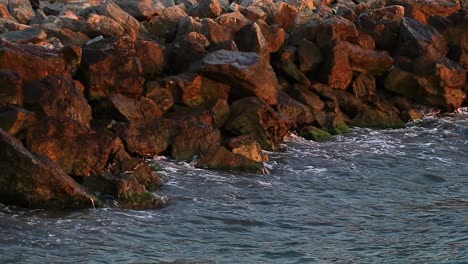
[0,0,466,209]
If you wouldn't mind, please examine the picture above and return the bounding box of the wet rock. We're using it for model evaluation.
[171,121,221,160]
[144,5,187,41]
[26,117,121,177]
[112,118,178,157]
[277,91,314,128]
[0,105,36,138]
[0,27,46,44]
[188,0,223,18]
[23,75,92,127]
[0,69,22,106]
[351,107,405,129]
[395,18,448,62]
[196,145,265,173]
[79,36,144,100]
[0,129,97,209]
[313,101,350,134]
[191,50,280,105]
[224,97,290,150]
[0,40,70,82]
[93,94,163,122]
[300,126,333,142]
[311,83,367,119]
[86,0,149,40]
[228,135,268,162]
[167,32,209,73]
[113,0,156,20]
[134,39,165,79]
[165,72,230,107]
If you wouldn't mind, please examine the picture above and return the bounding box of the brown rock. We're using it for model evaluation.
[23,75,92,127]
[144,5,187,41]
[0,69,22,106]
[86,13,125,37]
[188,0,223,18]
[79,36,144,99]
[0,27,47,44]
[191,50,280,105]
[235,22,269,58]
[196,145,265,173]
[257,19,285,53]
[224,97,290,150]
[145,82,174,114]
[7,0,34,24]
[0,129,97,209]
[0,40,70,82]
[269,2,299,30]
[321,41,353,90]
[200,18,232,45]
[171,121,221,160]
[352,73,377,103]
[297,39,322,73]
[228,135,269,162]
[344,42,393,75]
[287,84,325,111]
[167,32,209,73]
[113,0,156,20]
[216,11,250,34]
[277,91,314,128]
[317,16,358,48]
[134,39,165,79]
[0,105,36,138]
[39,24,90,46]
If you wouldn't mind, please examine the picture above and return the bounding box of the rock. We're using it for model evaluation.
[134,39,165,79]
[144,5,187,41]
[267,2,299,30]
[351,31,375,50]
[239,5,267,21]
[113,0,156,20]
[0,69,22,106]
[284,0,314,11]
[351,107,405,129]
[395,18,448,62]
[228,135,268,162]
[300,126,333,142]
[0,105,36,138]
[384,67,421,98]
[216,11,250,35]
[145,81,174,114]
[313,101,349,134]
[344,41,393,75]
[200,18,232,45]
[277,91,314,128]
[287,84,325,111]
[0,40,70,82]
[171,121,221,160]
[79,36,144,100]
[0,129,97,209]
[167,32,209,73]
[235,22,269,58]
[191,50,280,105]
[112,118,178,157]
[321,41,353,90]
[26,117,121,177]
[23,75,92,127]
[7,0,34,24]
[39,24,90,46]
[256,19,285,53]
[0,27,46,44]
[357,5,404,51]
[316,16,358,48]
[352,73,377,103]
[0,4,16,21]
[278,46,310,86]
[93,94,163,122]
[177,15,202,37]
[224,97,290,150]
[165,72,230,107]
[188,0,223,18]
[297,39,322,73]
[86,13,125,37]
[196,145,265,173]
[86,0,149,40]
[311,83,367,119]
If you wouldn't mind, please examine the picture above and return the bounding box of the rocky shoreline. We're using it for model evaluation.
[0,0,466,209]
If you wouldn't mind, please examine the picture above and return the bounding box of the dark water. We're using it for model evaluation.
[1,115,468,263]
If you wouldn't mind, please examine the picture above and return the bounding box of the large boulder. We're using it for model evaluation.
[224,97,290,150]
[191,50,280,105]
[321,41,353,90]
[196,145,264,173]
[23,75,92,127]
[235,22,269,59]
[0,129,97,209]
[79,36,144,100]
[135,39,165,79]
[26,117,121,177]
[166,32,209,73]
[0,40,70,82]
[144,5,187,42]
[0,27,47,44]
[0,105,36,138]
[344,41,394,75]
[0,69,22,106]
[277,91,314,128]
[113,0,156,20]
[188,0,223,18]
[6,0,34,24]
[171,120,221,160]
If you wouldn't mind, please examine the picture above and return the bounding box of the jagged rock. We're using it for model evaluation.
[113,0,156,20]
[0,129,97,209]
[344,41,393,75]
[395,18,448,62]
[311,83,367,119]
[134,39,165,79]
[316,16,358,47]
[26,117,121,177]
[278,46,310,86]
[111,118,177,157]
[144,5,187,41]
[167,32,209,73]
[321,41,353,90]
[171,121,221,160]
[177,15,202,37]
[0,69,22,106]
[165,72,230,107]
[39,24,90,46]
[300,126,333,142]
[191,50,280,105]
[188,0,223,18]
[351,107,405,129]
[0,27,46,44]
[0,4,16,21]
[86,13,125,37]
[238,5,267,21]
[79,36,144,100]
[216,11,250,34]
[93,93,163,122]
[284,0,314,11]
[266,2,299,30]
[0,105,36,138]
[351,31,375,50]
[256,19,285,53]
[224,97,290,150]
[0,40,70,81]
[200,18,232,44]
[228,135,268,162]
[196,145,264,173]
[390,0,461,24]
[145,81,174,114]
[23,75,92,127]
[357,5,404,51]
[352,73,377,103]
[86,0,149,40]
[297,39,322,73]
[287,84,325,111]
[6,0,34,24]
[277,91,314,128]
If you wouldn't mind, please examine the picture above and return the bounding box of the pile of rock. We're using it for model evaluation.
[0,0,466,209]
